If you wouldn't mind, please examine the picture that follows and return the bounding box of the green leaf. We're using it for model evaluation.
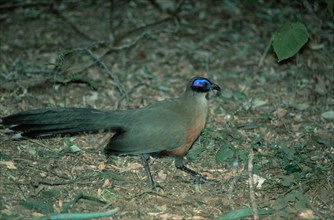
[215,143,234,164]
[312,135,333,149]
[238,150,249,161]
[273,197,288,210]
[22,199,54,213]
[272,22,309,62]
[321,110,334,120]
[55,50,66,71]
[68,145,82,153]
[53,74,98,90]
[59,145,83,154]
[284,162,302,175]
[99,189,116,201]
[41,190,61,199]
[280,174,295,187]
[100,170,126,181]
[187,147,206,162]
[232,91,247,101]
[37,149,59,158]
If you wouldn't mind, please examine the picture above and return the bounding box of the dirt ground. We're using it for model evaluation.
[0,1,333,219]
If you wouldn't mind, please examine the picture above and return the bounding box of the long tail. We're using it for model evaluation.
[1,108,123,138]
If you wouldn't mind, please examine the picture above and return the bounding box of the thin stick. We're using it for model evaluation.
[51,6,94,41]
[257,36,273,69]
[84,49,130,106]
[248,146,259,220]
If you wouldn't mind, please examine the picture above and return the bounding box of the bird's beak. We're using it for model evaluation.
[212,83,221,96]
[206,83,221,99]
[212,84,221,91]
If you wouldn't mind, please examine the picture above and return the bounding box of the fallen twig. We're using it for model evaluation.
[84,49,130,106]
[248,145,259,220]
[61,192,107,213]
[50,5,94,41]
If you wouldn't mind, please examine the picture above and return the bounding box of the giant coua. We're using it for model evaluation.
[0,76,221,188]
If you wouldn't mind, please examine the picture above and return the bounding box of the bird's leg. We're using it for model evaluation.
[141,154,157,189]
[175,157,206,183]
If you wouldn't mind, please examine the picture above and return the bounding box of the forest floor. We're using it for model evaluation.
[0,1,333,219]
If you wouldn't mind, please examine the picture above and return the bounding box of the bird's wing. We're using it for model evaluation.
[106,99,190,155]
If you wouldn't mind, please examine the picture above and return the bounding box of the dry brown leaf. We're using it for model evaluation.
[158,170,167,181]
[275,107,288,118]
[192,216,206,220]
[98,163,106,170]
[102,179,111,188]
[299,209,315,219]
[0,161,17,169]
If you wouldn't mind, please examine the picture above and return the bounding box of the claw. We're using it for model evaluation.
[192,174,206,184]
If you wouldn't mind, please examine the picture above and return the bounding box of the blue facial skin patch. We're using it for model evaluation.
[193,79,209,87]
[192,78,212,92]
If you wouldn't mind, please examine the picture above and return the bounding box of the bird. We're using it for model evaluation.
[0,76,221,188]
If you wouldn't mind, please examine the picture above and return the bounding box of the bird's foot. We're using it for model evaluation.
[149,183,163,191]
[176,164,207,184]
[192,174,207,184]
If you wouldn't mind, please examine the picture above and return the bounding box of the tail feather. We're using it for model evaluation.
[1,108,123,138]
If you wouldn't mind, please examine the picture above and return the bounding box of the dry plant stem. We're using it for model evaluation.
[300,185,327,219]
[84,49,130,106]
[302,0,323,24]
[148,0,186,16]
[114,16,179,46]
[72,32,148,77]
[148,0,164,12]
[65,17,179,107]
[64,32,150,107]
[0,2,51,11]
[36,178,77,186]
[174,0,186,15]
[51,6,94,41]
[227,176,238,210]
[257,36,273,69]
[27,139,56,152]
[61,192,106,213]
[248,146,259,220]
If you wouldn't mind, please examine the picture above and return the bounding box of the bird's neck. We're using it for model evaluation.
[180,91,209,117]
